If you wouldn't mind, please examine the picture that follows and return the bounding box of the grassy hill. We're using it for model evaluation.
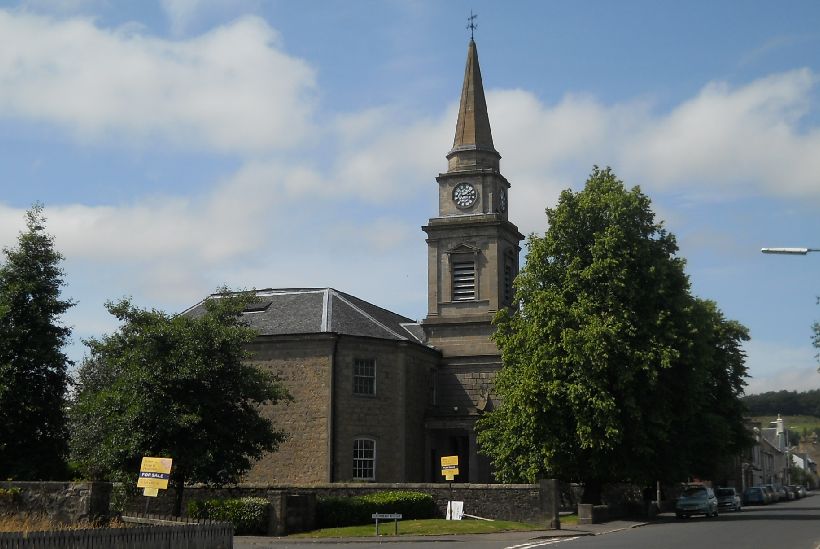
[750,415,820,435]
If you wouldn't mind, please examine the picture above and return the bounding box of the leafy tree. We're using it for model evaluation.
[0,204,73,479]
[742,389,820,417]
[476,167,750,502]
[69,291,291,515]
[665,298,751,481]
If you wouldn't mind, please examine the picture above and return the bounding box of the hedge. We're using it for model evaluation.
[316,491,436,528]
[188,496,269,535]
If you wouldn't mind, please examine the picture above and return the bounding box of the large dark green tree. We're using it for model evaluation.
[0,204,73,479]
[476,167,750,502]
[70,291,291,515]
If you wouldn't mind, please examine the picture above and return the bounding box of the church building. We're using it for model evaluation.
[185,38,523,484]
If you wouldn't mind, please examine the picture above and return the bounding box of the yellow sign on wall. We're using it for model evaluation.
[440,455,459,481]
[137,456,173,490]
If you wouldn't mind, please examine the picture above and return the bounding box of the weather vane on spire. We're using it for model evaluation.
[466,11,477,40]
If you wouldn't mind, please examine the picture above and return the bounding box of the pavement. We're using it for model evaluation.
[234,518,651,546]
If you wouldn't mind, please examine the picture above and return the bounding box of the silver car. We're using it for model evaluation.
[676,485,719,518]
[716,487,742,511]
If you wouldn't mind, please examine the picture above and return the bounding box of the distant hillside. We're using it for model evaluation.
[750,415,820,445]
[742,389,820,417]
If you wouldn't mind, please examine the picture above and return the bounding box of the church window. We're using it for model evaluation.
[353,358,376,395]
[452,260,476,301]
[353,438,376,480]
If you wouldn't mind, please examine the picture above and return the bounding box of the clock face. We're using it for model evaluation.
[499,189,507,213]
[453,182,477,208]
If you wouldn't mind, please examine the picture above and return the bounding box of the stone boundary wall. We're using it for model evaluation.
[0,481,111,524]
[1,480,649,530]
[125,483,552,524]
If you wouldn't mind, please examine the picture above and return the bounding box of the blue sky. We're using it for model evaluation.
[1,0,818,394]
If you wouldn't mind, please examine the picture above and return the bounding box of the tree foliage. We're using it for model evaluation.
[69,291,291,514]
[476,167,750,501]
[0,204,73,479]
[742,389,820,417]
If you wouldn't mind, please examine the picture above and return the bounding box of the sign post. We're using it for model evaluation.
[137,456,173,514]
[440,455,459,519]
[372,513,402,536]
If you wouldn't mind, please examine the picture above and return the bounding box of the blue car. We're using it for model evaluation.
[676,485,719,518]
[743,487,766,505]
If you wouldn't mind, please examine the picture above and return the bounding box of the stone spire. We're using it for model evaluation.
[447,39,500,173]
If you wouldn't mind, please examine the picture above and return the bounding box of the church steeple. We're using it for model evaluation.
[447,39,500,173]
[422,34,522,328]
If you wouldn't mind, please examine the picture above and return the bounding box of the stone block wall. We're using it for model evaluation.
[332,338,409,482]
[124,482,549,525]
[403,347,438,481]
[0,481,111,524]
[245,335,335,483]
[331,337,437,483]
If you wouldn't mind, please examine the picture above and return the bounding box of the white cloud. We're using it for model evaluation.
[0,11,317,154]
[2,9,819,389]
[622,69,820,197]
[331,107,451,202]
[743,339,820,394]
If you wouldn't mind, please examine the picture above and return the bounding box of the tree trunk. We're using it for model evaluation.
[172,473,185,517]
[581,478,603,505]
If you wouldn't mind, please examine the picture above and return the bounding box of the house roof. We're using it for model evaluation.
[182,288,427,344]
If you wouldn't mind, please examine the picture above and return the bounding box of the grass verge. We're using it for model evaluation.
[291,515,577,538]
[0,516,125,533]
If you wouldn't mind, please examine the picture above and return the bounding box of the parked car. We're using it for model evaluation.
[716,487,742,511]
[777,486,791,501]
[786,485,801,499]
[743,487,766,505]
[797,485,807,497]
[676,485,719,518]
[761,484,778,503]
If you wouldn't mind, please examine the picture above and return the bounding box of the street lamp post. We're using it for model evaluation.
[761,248,820,255]
[761,246,816,488]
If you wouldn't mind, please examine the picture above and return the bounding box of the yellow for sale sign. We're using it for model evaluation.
[440,455,459,481]
[137,457,173,490]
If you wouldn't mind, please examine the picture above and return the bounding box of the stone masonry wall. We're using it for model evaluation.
[244,336,334,483]
[332,338,418,482]
[124,483,547,524]
[0,481,111,524]
[403,346,438,481]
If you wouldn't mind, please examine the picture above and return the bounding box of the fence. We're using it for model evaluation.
[0,521,233,549]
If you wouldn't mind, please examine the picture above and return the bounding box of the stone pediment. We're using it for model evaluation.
[446,243,480,255]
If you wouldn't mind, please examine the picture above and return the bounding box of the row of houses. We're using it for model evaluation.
[731,415,817,490]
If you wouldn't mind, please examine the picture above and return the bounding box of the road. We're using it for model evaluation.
[565,494,820,549]
[236,494,820,549]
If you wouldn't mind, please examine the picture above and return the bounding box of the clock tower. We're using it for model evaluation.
[422,38,523,354]
[422,38,523,482]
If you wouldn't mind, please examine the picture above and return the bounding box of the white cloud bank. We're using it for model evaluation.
[742,339,820,394]
[1,9,819,382]
[0,11,316,154]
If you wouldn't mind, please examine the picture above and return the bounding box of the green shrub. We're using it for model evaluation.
[187,496,269,535]
[0,487,22,503]
[317,491,436,528]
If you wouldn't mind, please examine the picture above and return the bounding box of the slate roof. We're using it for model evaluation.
[182,288,426,344]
